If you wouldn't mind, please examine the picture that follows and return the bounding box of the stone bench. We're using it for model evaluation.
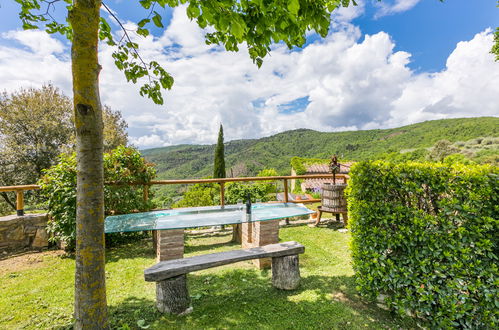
[144,241,305,315]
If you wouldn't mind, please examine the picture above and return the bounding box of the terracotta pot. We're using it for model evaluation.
[311,212,318,219]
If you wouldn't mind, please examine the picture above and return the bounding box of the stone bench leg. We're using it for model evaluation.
[272,255,300,290]
[156,275,192,315]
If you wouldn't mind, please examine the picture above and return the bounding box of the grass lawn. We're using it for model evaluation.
[0,224,418,329]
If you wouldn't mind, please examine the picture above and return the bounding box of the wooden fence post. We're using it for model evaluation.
[16,190,24,216]
[283,179,289,203]
[220,182,225,207]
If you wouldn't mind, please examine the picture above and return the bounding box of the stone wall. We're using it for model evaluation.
[0,213,49,251]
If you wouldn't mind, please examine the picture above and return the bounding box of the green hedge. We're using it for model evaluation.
[347,161,498,328]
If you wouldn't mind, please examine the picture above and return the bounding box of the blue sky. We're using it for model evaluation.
[2,0,496,72]
[355,0,498,72]
[0,0,498,147]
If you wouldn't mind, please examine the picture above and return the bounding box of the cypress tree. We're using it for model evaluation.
[213,124,226,178]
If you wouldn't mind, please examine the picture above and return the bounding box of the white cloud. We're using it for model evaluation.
[2,30,66,55]
[333,0,366,23]
[387,29,499,125]
[0,8,497,149]
[0,30,71,95]
[374,0,421,18]
[130,134,164,148]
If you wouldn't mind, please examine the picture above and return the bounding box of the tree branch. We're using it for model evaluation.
[101,2,153,83]
[0,192,16,211]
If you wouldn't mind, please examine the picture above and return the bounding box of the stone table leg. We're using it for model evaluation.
[240,221,253,249]
[251,219,280,269]
[152,230,157,251]
[232,224,242,243]
[156,229,184,262]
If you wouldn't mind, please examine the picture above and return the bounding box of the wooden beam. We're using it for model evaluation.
[0,184,40,192]
[147,174,347,185]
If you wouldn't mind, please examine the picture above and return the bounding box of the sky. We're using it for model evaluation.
[0,0,498,149]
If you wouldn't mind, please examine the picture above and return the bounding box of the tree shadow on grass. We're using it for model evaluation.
[105,232,241,263]
[108,270,420,329]
[184,237,240,255]
[105,238,156,263]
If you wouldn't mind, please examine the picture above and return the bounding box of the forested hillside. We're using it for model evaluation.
[142,117,499,180]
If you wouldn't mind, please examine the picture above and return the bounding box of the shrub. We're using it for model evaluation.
[442,153,475,165]
[347,161,498,328]
[427,139,460,162]
[39,146,156,250]
[290,157,307,175]
[257,168,279,195]
[172,183,219,208]
[103,146,156,214]
[225,181,269,204]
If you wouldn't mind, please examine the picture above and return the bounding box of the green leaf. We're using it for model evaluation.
[137,28,150,37]
[137,18,150,28]
[187,4,201,19]
[139,0,152,10]
[230,22,244,40]
[288,0,300,15]
[152,12,164,28]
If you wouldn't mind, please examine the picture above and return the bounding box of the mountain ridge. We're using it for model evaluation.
[141,117,499,181]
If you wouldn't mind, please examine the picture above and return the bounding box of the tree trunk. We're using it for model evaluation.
[69,0,108,328]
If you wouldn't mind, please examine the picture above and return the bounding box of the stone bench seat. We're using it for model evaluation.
[144,241,305,315]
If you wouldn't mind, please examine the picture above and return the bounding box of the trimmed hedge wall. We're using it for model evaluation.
[347,161,498,328]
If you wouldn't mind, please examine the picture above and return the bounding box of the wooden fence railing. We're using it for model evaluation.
[0,185,40,216]
[0,174,347,216]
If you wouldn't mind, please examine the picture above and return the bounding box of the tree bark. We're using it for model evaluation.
[272,255,301,290]
[69,0,108,328]
[156,275,192,315]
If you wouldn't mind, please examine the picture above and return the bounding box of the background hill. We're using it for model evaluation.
[142,117,499,180]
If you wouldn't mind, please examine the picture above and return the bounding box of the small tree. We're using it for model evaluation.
[0,85,128,212]
[428,139,460,162]
[213,124,226,179]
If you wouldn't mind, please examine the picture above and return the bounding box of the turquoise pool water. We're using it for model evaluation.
[105,203,314,233]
